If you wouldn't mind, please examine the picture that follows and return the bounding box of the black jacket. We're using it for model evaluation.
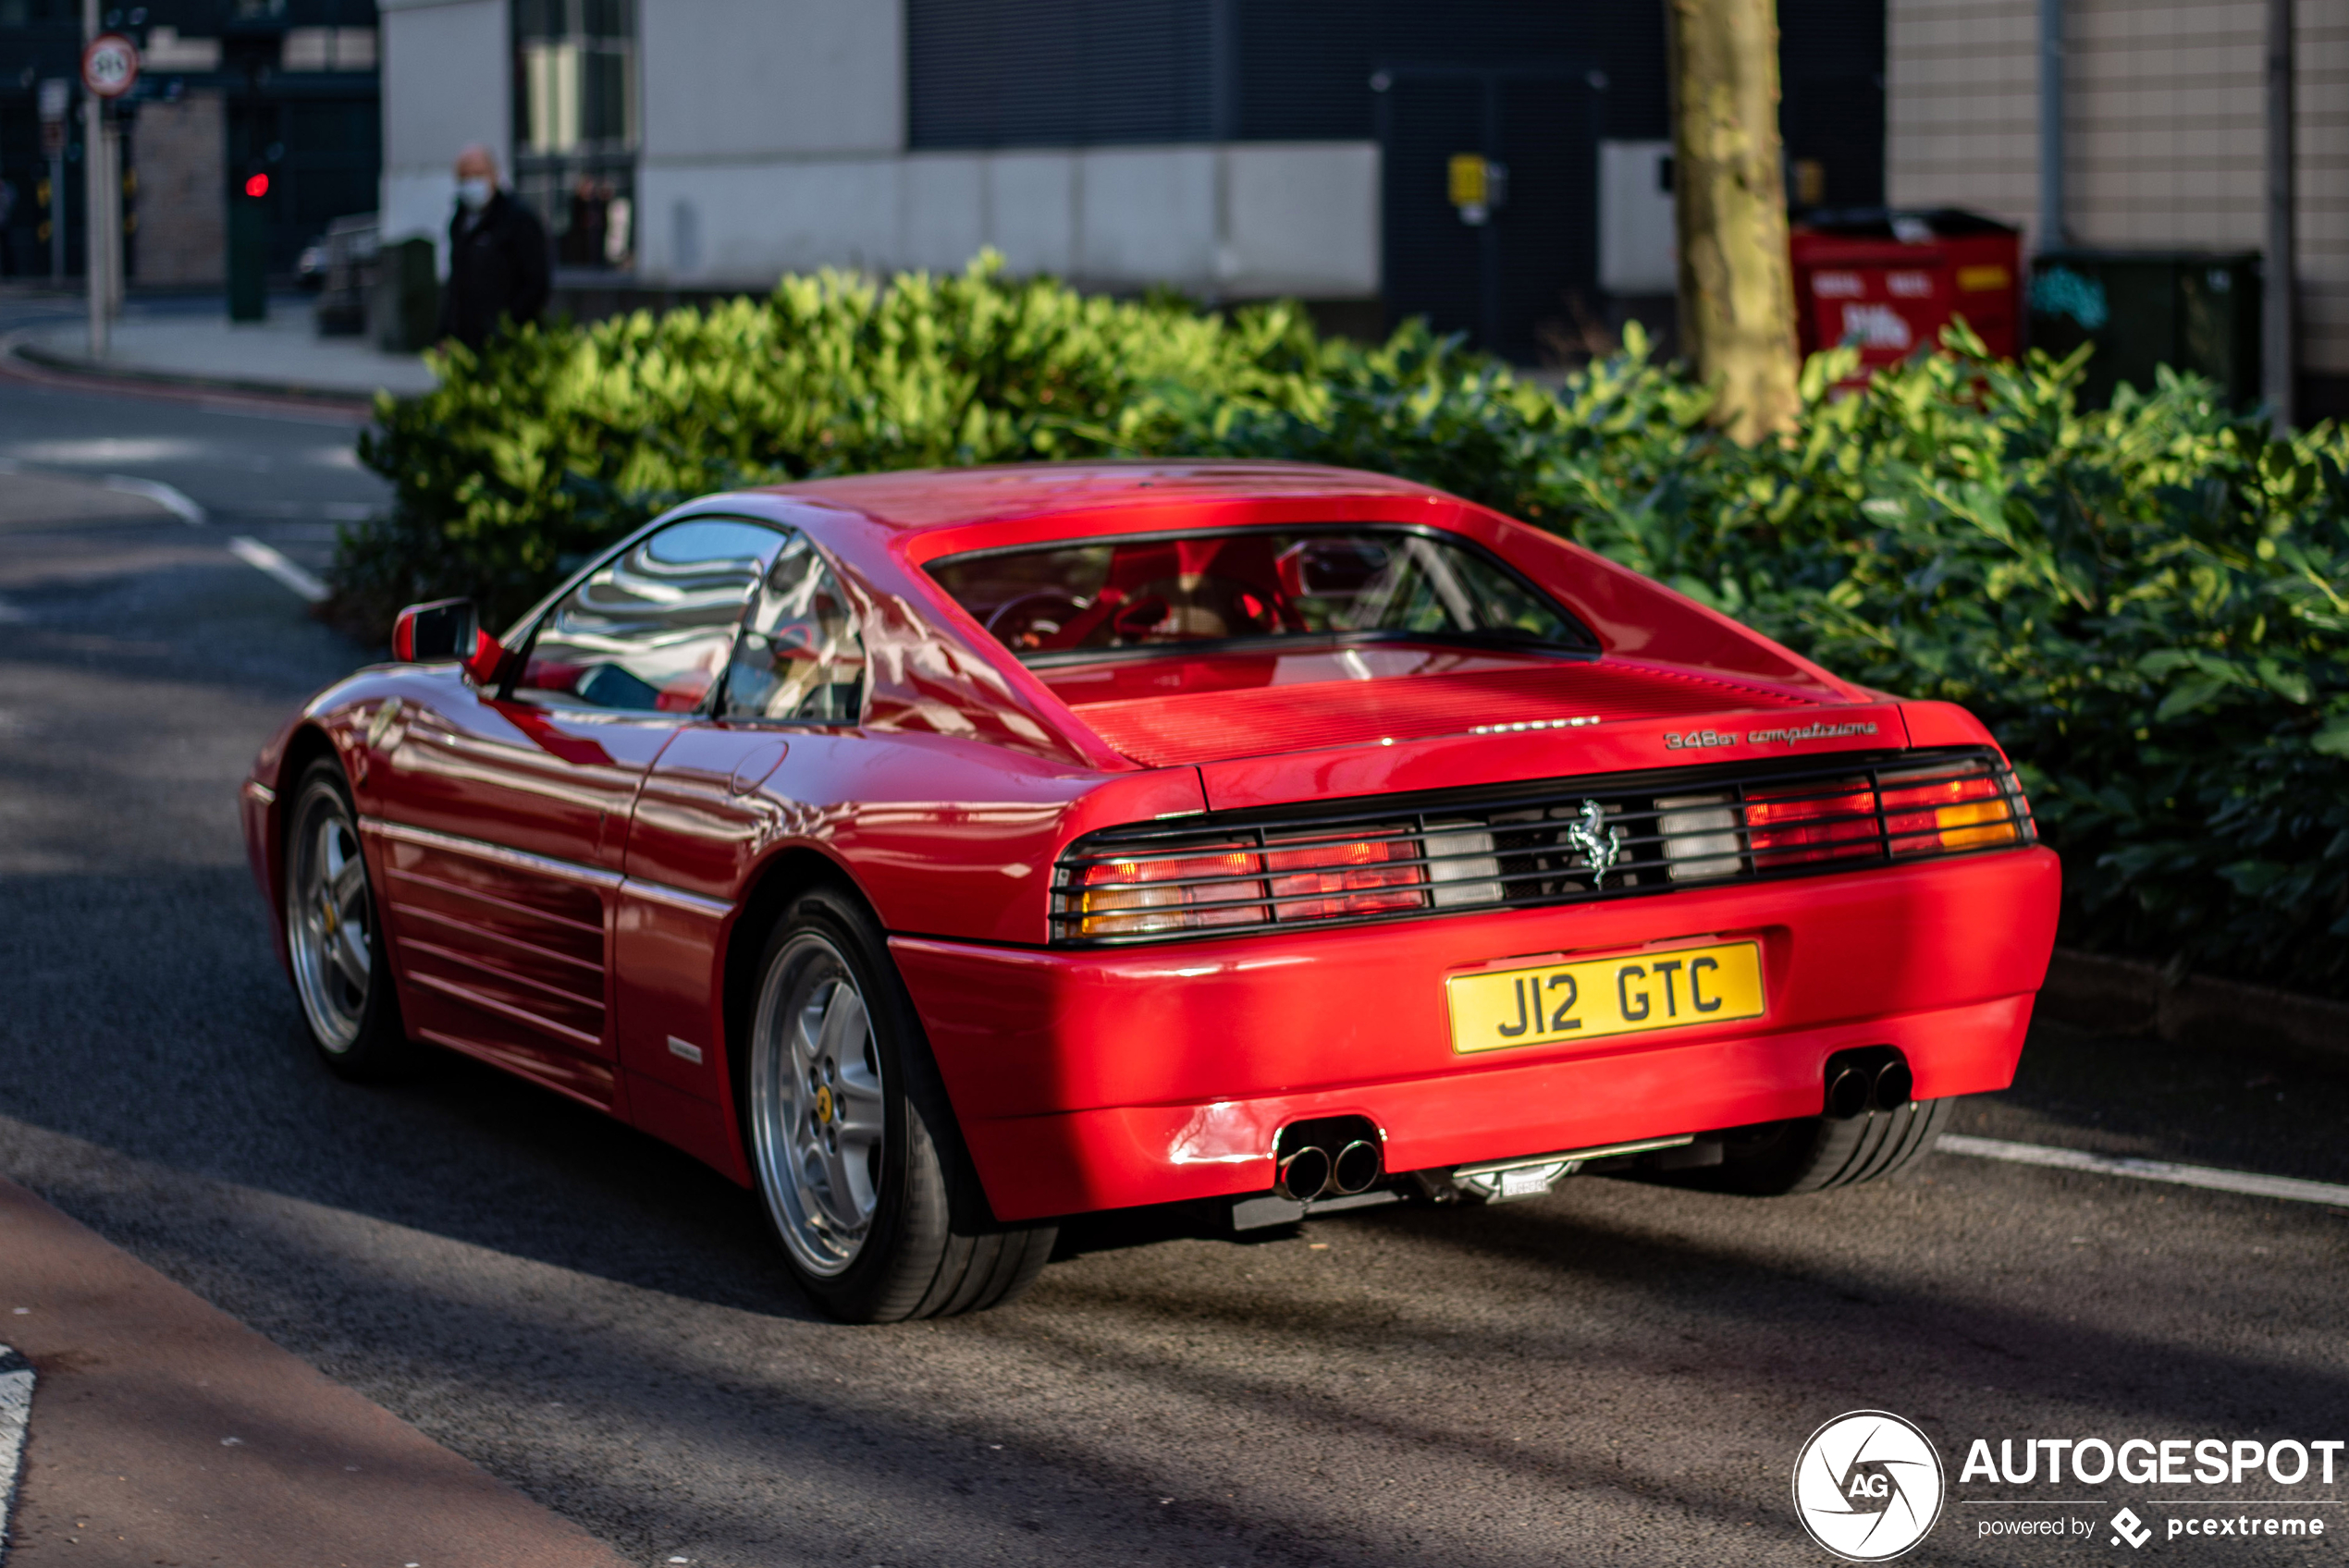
[439,191,551,350]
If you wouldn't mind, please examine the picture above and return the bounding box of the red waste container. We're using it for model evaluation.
[1789,209,2023,385]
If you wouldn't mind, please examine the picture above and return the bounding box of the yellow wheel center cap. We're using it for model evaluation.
[814,1084,834,1124]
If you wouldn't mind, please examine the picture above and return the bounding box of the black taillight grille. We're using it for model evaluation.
[1050,748,2034,945]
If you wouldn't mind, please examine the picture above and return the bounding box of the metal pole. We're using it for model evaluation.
[2264,0,2295,427]
[2037,0,2065,251]
[102,120,123,314]
[81,0,107,358]
[48,150,66,283]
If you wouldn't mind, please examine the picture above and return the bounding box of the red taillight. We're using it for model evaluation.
[1064,828,1432,936]
[1880,764,2026,853]
[1071,844,1265,938]
[1743,778,1878,868]
[1264,831,1423,920]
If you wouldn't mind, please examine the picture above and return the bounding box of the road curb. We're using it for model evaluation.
[0,1177,630,1568]
[2037,947,2349,1069]
[0,330,381,420]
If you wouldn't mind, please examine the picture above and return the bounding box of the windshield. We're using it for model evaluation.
[927,528,1591,661]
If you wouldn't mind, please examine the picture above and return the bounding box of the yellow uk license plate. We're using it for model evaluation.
[1445,940,1765,1054]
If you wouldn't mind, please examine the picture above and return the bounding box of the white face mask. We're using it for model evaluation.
[456,178,493,210]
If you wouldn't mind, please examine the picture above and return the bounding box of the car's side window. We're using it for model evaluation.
[721,532,867,725]
[514,519,786,713]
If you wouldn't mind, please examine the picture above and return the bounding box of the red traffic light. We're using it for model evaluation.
[243,173,269,198]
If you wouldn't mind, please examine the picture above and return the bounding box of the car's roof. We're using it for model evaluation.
[751,461,1448,534]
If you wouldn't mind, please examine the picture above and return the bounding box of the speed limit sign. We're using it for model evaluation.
[80,33,140,99]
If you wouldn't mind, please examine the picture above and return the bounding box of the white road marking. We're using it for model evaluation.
[101,474,207,526]
[2,437,203,465]
[1940,1134,2349,1209]
[228,536,330,604]
[0,1345,33,1558]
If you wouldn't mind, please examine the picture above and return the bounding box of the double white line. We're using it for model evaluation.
[92,472,331,606]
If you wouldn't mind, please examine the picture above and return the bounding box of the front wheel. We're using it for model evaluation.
[744,888,1055,1322]
[283,760,412,1080]
[1678,1097,1951,1195]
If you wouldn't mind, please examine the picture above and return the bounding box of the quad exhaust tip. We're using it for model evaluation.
[1331,1139,1383,1196]
[1272,1119,1386,1203]
[1825,1047,1913,1119]
[1275,1145,1333,1203]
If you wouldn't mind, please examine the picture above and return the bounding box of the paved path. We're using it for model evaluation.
[0,1177,628,1568]
[0,367,2344,1567]
[8,295,435,401]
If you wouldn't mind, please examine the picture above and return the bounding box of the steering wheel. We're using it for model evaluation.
[985,591,1093,651]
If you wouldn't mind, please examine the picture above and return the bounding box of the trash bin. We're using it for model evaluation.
[2026,251,2261,409]
[371,236,440,354]
[314,214,379,338]
[1789,209,2023,385]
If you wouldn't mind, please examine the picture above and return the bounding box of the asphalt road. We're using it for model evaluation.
[1,345,2344,1567]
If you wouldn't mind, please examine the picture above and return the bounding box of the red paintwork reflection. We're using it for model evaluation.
[241,462,2059,1224]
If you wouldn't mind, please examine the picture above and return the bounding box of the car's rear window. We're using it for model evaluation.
[926,527,1592,661]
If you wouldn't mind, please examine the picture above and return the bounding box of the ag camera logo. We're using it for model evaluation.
[1793,1410,1947,1561]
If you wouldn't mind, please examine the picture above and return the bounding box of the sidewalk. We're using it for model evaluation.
[0,1177,627,1568]
[6,298,436,405]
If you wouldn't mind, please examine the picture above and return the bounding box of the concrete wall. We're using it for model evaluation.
[378,0,511,274]
[132,92,225,287]
[2293,2,2349,384]
[638,0,902,161]
[1886,0,2042,244]
[633,141,1381,299]
[376,0,1379,300]
[1888,0,2349,379]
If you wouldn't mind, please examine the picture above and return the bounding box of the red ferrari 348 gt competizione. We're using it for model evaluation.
[243,462,2059,1321]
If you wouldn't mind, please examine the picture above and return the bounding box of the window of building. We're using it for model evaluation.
[512,0,636,270]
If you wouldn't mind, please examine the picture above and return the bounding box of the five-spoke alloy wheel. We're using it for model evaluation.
[283,761,409,1078]
[744,889,1057,1322]
[750,932,889,1275]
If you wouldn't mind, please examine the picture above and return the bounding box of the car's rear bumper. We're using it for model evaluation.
[893,845,2060,1223]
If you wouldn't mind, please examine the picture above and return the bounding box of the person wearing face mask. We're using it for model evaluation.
[437,144,550,351]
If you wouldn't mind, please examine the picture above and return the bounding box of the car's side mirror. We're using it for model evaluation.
[393,597,515,688]
[392,598,478,663]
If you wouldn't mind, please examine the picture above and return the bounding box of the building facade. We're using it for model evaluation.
[1888,0,2346,413]
[0,0,381,285]
[380,0,1887,360]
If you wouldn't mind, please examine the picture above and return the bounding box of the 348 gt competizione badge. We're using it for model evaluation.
[1793,1410,1945,1561]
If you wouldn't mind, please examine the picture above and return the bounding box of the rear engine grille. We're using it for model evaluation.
[1051,747,2035,946]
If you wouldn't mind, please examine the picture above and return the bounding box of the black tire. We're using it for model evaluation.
[1677,1096,1952,1195]
[741,887,1055,1323]
[282,760,415,1081]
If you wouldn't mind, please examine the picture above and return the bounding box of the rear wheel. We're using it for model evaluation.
[744,888,1055,1322]
[283,761,412,1080]
[1679,1097,1951,1195]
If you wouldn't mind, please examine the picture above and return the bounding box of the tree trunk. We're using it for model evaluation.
[1670,0,1802,443]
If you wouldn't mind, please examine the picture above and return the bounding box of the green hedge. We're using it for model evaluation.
[342,255,2349,998]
